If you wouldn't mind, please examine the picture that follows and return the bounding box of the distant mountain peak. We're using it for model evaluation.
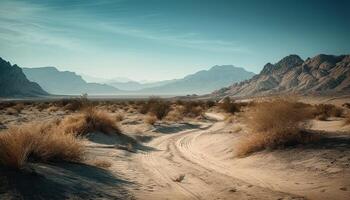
[275,54,304,69]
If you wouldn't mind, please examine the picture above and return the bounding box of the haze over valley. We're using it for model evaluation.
[0,0,349,200]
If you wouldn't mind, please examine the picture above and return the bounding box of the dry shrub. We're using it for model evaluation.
[145,114,157,125]
[36,102,50,111]
[219,97,247,114]
[313,104,343,120]
[182,101,204,118]
[165,108,184,122]
[236,99,315,157]
[6,107,18,115]
[12,103,25,113]
[47,106,59,112]
[115,113,124,122]
[59,106,120,135]
[0,123,84,169]
[139,98,171,120]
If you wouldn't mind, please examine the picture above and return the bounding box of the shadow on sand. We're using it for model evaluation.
[0,162,134,200]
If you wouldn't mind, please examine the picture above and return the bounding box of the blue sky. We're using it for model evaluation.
[0,0,349,81]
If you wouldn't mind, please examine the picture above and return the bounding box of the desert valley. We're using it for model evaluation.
[1,0,349,199]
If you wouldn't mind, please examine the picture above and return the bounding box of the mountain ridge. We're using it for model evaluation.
[212,54,350,98]
[0,57,48,97]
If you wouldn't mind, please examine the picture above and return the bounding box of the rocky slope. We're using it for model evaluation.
[139,65,255,95]
[0,57,48,97]
[212,54,350,98]
[23,67,123,95]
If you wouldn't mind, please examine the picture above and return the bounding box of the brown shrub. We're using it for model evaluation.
[115,113,124,122]
[219,97,244,114]
[0,123,84,169]
[59,106,120,135]
[139,98,171,120]
[12,103,25,113]
[145,114,157,125]
[313,104,344,120]
[6,108,18,115]
[236,99,315,157]
[182,101,204,118]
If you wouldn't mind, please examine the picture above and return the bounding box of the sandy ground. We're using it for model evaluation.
[1,103,350,200]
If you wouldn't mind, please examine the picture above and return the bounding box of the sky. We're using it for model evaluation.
[0,0,349,81]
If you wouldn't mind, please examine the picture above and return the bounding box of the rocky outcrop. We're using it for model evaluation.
[0,57,48,97]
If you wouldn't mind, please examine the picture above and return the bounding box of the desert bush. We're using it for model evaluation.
[139,98,171,120]
[181,101,204,117]
[115,113,124,122]
[5,108,18,115]
[205,100,216,108]
[165,107,184,122]
[0,123,84,169]
[219,97,241,114]
[59,106,120,135]
[313,104,343,120]
[12,103,25,113]
[236,99,315,157]
[145,114,157,125]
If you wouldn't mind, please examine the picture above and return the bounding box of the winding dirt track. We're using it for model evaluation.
[130,114,303,200]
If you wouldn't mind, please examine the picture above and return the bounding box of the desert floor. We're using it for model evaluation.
[0,97,350,200]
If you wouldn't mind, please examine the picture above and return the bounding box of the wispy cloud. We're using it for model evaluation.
[0,0,247,54]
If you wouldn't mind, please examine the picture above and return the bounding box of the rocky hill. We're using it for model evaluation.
[212,54,350,98]
[0,57,48,97]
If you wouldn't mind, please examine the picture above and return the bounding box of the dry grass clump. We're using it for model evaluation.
[59,106,120,135]
[313,104,343,120]
[0,123,84,169]
[145,114,157,125]
[139,98,171,120]
[236,99,315,157]
[5,107,18,115]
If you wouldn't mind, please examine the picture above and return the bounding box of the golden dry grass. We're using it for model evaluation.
[236,99,315,157]
[59,106,120,135]
[145,114,157,125]
[0,122,84,169]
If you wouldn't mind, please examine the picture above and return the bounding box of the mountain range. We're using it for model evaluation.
[212,54,350,98]
[23,67,122,95]
[0,57,47,97]
[23,65,255,95]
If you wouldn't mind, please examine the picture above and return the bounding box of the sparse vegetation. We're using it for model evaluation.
[145,114,157,125]
[0,123,84,169]
[139,97,171,120]
[236,99,316,157]
[59,106,120,135]
[313,104,343,120]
